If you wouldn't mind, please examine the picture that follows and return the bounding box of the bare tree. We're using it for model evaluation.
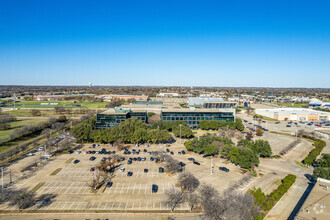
[185,192,200,211]
[165,156,182,173]
[178,172,200,192]
[165,188,185,211]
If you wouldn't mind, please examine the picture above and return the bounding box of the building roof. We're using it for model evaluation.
[99,108,146,115]
[296,179,330,220]
[257,108,330,115]
[188,97,224,106]
[162,108,235,113]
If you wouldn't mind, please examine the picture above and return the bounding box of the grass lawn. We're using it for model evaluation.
[0,118,48,139]
[11,101,107,109]
[251,113,278,121]
[278,103,307,108]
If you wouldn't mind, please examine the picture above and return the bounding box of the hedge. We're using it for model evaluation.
[302,138,326,166]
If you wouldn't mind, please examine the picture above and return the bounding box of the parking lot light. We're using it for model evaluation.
[179,124,182,144]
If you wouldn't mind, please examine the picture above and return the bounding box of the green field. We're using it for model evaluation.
[5,101,108,109]
[278,103,307,108]
[0,118,48,139]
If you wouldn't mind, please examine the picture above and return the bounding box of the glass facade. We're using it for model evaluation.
[161,111,234,129]
[96,111,147,129]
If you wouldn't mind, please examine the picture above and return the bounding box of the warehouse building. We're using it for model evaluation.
[161,108,235,129]
[96,108,147,129]
[255,108,330,121]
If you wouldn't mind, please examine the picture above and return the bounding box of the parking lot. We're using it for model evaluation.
[3,141,246,212]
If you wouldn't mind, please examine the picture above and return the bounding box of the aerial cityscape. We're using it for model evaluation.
[0,1,330,220]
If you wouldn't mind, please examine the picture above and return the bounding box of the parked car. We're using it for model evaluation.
[286,125,291,127]
[159,167,164,173]
[127,171,133,176]
[73,159,80,164]
[181,150,185,154]
[106,182,113,187]
[219,167,229,172]
[90,167,95,172]
[26,153,34,157]
[152,184,158,193]
[76,151,81,154]
[144,169,149,173]
[188,158,195,161]
[68,150,74,154]
[193,161,201,165]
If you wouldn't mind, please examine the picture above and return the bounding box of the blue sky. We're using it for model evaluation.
[0,0,329,87]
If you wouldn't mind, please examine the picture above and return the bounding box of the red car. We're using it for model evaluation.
[90,167,95,172]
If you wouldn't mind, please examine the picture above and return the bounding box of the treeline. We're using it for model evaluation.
[199,118,244,131]
[249,174,296,217]
[184,133,272,169]
[0,113,16,130]
[0,117,60,145]
[313,154,330,180]
[54,106,98,115]
[302,137,326,166]
[184,133,233,156]
[71,117,174,144]
[151,121,194,138]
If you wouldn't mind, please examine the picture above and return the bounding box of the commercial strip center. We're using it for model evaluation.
[96,108,235,129]
[255,108,330,121]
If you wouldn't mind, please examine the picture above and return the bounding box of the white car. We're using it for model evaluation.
[26,153,34,157]
[44,154,53,157]
[120,168,125,172]
[76,151,81,154]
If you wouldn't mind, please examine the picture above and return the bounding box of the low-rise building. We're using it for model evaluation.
[203,101,236,109]
[161,108,235,129]
[96,94,148,101]
[95,108,147,129]
[255,108,330,121]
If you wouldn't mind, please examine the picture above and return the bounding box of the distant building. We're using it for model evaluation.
[255,108,330,121]
[187,97,224,106]
[35,95,65,101]
[96,108,147,129]
[157,93,179,97]
[309,98,330,108]
[95,94,148,101]
[161,108,235,129]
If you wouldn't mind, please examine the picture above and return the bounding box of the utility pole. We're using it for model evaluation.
[179,124,182,144]
[13,93,16,110]
[296,129,298,141]
[211,156,213,175]
[1,167,3,189]
[9,169,12,184]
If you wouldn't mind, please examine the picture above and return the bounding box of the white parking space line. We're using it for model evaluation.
[145,202,148,210]
[97,202,101,209]
[139,183,142,194]
[64,182,75,194]
[126,183,130,194]
[69,202,75,209]
[83,202,88,210]
[120,183,125,194]
[132,183,136,193]
[131,202,134,210]
[118,203,121,209]
[54,202,62,210]
[89,202,94,209]
[104,202,108,210]
[111,202,114,210]
[145,183,147,194]
[139,202,141,210]
[125,202,128,210]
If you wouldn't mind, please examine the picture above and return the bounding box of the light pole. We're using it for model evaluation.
[1,167,3,189]
[179,124,182,144]
[211,156,213,175]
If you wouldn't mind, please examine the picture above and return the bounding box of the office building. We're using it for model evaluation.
[161,108,235,129]
[96,108,147,129]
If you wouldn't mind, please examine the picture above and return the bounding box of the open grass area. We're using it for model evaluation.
[6,101,108,109]
[252,113,278,121]
[50,168,62,176]
[278,103,308,108]
[295,160,308,168]
[0,118,47,139]
[31,182,45,193]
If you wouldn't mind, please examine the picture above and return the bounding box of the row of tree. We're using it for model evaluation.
[184,133,272,169]
[313,154,330,180]
[151,121,194,138]
[0,113,16,131]
[198,118,245,131]
[302,137,326,166]
[249,174,296,212]
[71,117,174,144]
